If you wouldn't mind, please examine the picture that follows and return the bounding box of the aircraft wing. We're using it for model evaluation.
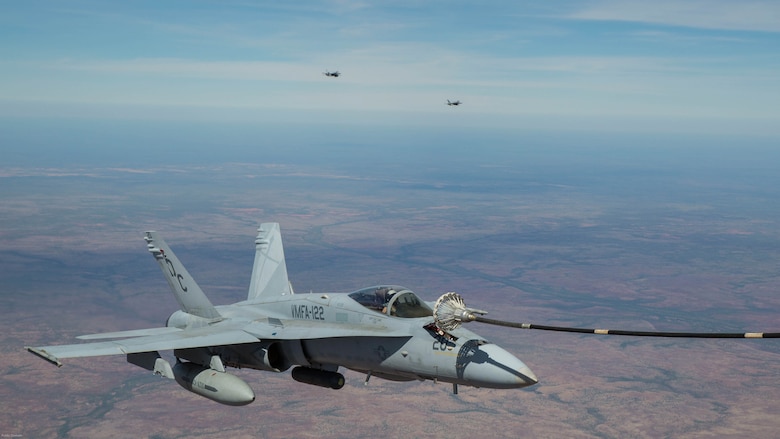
[26,323,260,367]
[76,327,184,340]
[27,319,411,367]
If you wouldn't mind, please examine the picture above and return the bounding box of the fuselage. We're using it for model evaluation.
[167,285,537,390]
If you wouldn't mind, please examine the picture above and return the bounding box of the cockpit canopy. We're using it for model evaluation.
[348,285,433,318]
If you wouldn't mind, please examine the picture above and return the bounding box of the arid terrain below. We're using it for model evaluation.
[2,152,779,438]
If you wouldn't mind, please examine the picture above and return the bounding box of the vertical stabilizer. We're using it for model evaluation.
[144,232,221,320]
[247,223,293,300]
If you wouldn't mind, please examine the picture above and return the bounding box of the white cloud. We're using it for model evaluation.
[569,0,780,32]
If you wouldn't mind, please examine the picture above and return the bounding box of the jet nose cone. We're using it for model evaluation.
[461,343,537,389]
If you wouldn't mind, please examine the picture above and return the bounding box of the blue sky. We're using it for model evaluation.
[1,1,779,136]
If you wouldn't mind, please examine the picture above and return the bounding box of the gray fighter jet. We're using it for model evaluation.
[27,223,537,405]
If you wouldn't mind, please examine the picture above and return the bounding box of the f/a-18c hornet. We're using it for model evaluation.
[28,223,780,405]
[26,223,538,405]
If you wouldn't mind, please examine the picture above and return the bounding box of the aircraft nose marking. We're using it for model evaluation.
[457,340,537,388]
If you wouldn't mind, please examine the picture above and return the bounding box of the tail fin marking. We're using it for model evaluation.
[144,231,221,320]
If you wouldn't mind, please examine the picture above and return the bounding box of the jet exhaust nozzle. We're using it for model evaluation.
[291,366,345,389]
[173,361,255,406]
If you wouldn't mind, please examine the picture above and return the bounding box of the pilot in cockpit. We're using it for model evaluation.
[374,287,397,315]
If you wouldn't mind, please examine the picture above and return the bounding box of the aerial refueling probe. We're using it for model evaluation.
[433,292,780,339]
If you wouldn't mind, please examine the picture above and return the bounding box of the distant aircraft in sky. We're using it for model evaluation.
[447,100,461,106]
[323,70,341,77]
